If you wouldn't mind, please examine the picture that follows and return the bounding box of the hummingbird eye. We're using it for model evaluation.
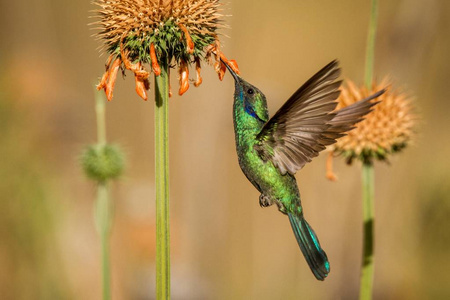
[247,88,254,95]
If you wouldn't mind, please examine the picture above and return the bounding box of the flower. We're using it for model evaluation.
[81,144,125,183]
[91,0,240,101]
[326,78,415,180]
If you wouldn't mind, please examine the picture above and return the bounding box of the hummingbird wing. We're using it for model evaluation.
[254,60,380,175]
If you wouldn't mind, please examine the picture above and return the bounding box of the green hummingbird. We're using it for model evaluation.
[225,60,384,280]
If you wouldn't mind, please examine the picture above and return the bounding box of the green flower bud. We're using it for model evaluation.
[81,144,125,182]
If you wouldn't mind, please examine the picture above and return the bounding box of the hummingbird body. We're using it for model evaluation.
[227,60,384,280]
[233,95,301,214]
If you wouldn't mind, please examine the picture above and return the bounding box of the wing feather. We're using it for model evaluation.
[255,60,384,175]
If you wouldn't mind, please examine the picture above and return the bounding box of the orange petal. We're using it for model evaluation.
[218,61,226,81]
[205,44,215,64]
[120,42,132,71]
[214,61,220,73]
[97,54,116,91]
[135,74,148,101]
[150,43,161,76]
[133,62,150,80]
[178,24,194,54]
[105,54,114,71]
[227,59,241,75]
[217,51,241,76]
[325,151,338,182]
[120,41,141,73]
[105,58,121,101]
[97,70,109,91]
[194,58,202,87]
[178,60,189,96]
[218,52,228,64]
[214,38,221,61]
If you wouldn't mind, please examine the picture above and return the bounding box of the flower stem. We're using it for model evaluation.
[96,91,107,146]
[94,92,112,300]
[364,0,378,89]
[154,61,170,299]
[359,162,375,300]
[95,182,112,300]
[360,1,378,299]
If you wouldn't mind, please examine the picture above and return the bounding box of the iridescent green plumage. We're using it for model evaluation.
[227,60,384,280]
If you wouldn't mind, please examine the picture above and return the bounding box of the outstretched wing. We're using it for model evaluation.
[255,60,382,175]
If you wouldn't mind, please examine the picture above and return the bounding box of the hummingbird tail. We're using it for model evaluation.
[288,213,330,281]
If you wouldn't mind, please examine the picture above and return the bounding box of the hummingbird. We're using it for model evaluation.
[225,60,384,280]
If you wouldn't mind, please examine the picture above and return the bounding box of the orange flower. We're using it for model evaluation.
[326,78,416,180]
[91,0,239,100]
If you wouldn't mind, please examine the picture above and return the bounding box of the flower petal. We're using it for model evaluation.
[179,60,190,95]
[150,43,161,76]
[105,58,121,101]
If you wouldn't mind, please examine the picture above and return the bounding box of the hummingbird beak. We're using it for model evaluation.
[221,58,240,82]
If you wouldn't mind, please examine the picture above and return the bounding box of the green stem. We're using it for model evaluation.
[359,163,375,300]
[94,91,111,300]
[155,62,170,299]
[95,182,112,300]
[96,90,107,146]
[360,1,378,299]
[364,0,378,89]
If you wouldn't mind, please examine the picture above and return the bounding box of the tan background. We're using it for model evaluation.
[1,0,449,299]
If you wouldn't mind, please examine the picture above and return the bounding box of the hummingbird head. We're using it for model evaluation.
[224,61,269,124]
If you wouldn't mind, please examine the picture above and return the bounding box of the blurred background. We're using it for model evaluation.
[1,0,449,299]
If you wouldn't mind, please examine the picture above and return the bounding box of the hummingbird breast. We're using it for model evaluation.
[234,128,301,213]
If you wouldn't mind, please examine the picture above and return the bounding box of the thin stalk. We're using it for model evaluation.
[359,163,375,300]
[155,61,170,299]
[96,92,107,146]
[364,0,378,89]
[359,1,378,299]
[95,182,112,300]
[94,92,112,300]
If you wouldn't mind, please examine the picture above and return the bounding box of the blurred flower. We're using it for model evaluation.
[326,78,415,180]
[81,144,125,183]
[91,0,240,100]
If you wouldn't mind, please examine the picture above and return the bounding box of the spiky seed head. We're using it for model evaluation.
[81,144,125,183]
[91,0,236,100]
[93,0,223,60]
[331,78,415,164]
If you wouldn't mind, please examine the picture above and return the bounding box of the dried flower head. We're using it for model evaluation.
[330,78,415,165]
[91,0,239,100]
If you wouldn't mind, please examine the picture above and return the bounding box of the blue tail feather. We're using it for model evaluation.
[288,213,330,280]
